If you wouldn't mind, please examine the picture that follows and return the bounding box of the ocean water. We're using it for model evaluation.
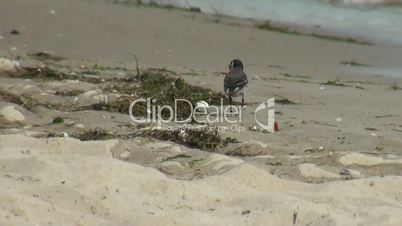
[150,0,402,46]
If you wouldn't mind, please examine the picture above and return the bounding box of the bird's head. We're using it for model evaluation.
[229,59,244,70]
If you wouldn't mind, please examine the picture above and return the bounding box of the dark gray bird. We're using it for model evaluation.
[224,59,248,108]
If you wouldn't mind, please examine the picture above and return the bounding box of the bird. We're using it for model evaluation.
[224,59,248,109]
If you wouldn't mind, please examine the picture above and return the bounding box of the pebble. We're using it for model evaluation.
[119,151,130,160]
[252,75,261,80]
[75,123,84,129]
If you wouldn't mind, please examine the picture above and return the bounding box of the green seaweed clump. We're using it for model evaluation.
[101,70,229,120]
[52,117,64,124]
[30,52,66,62]
[74,128,115,141]
[145,127,224,152]
[321,79,346,87]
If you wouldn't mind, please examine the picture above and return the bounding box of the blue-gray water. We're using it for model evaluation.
[151,0,402,46]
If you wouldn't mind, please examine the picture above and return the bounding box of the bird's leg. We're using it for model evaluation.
[229,95,232,113]
[241,93,245,108]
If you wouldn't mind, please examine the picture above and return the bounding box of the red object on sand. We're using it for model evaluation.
[274,122,280,132]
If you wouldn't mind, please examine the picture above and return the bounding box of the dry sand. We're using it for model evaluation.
[1,135,402,226]
[0,0,402,225]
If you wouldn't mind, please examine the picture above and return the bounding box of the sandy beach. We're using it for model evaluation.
[0,0,402,225]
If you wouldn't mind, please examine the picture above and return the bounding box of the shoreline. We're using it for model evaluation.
[111,0,374,46]
[112,0,402,47]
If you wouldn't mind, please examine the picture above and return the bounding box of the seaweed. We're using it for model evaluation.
[188,158,205,167]
[143,127,224,152]
[55,89,85,96]
[52,117,64,124]
[390,83,402,90]
[265,161,282,166]
[275,98,296,105]
[281,73,312,79]
[257,21,371,45]
[99,70,229,120]
[30,52,66,62]
[73,128,115,141]
[257,21,300,35]
[340,60,370,67]
[223,137,240,145]
[85,96,147,117]
[10,29,21,35]
[162,154,191,162]
[321,79,347,87]
[19,66,66,80]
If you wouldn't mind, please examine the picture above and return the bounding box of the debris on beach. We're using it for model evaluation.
[30,51,66,62]
[321,79,346,87]
[52,117,64,124]
[389,83,402,90]
[10,29,21,35]
[19,66,66,80]
[74,127,115,141]
[248,125,258,131]
[162,154,191,162]
[189,7,201,12]
[274,122,280,131]
[275,97,296,105]
[304,146,325,154]
[143,127,223,151]
[55,89,85,97]
[375,114,398,118]
[365,127,377,131]
[340,60,370,67]
[99,69,230,119]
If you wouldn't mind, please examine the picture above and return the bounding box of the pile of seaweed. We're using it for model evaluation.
[74,128,116,141]
[145,127,223,151]
[74,126,239,152]
[97,69,230,120]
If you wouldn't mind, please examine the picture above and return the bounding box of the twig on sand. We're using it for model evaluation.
[360,151,392,155]
[375,114,399,118]
[309,120,337,127]
[135,55,140,77]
